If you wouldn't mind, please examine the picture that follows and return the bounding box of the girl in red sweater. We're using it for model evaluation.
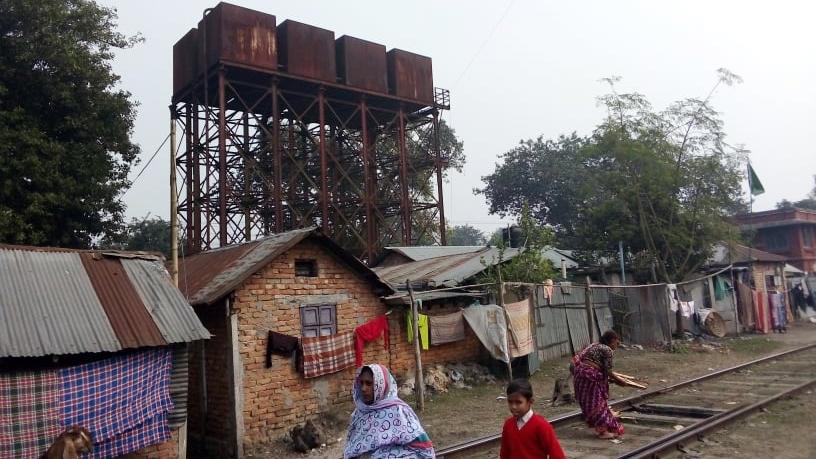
[500,379,566,459]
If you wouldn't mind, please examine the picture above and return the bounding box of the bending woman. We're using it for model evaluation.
[344,364,435,459]
[571,330,626,439]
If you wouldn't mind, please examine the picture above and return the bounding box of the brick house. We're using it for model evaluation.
[734,208,816,272]
[179,228,483,458]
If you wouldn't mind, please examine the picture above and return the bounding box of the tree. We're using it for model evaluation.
[447,224,486,246]
[479,204,557,285]
[479,70,745,282]
[0,0,141,248]
[776,175,816,210]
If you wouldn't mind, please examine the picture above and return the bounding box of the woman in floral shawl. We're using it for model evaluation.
[571,330,626,439]
[344,364,435,459]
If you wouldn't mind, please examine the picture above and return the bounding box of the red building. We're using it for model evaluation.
[734,208,816,273]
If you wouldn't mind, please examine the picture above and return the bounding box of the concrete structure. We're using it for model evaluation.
[734,208,816,272]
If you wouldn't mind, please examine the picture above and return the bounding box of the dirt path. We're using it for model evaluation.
[250,322,816,457]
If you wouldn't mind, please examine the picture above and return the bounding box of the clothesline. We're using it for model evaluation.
[588,264,734,289]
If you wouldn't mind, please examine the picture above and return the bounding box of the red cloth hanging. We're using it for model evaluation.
[354,315,390,367]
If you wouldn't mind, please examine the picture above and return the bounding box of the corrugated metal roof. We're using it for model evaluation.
[373,247,521,288]
[0,245,210,358]
[122,259,211,344]
[179,227,393,305]
[709,243,787,265]
[381,246,580,270]
[0,250,121,358]
[383,246,485,261]
[80,253,166,349]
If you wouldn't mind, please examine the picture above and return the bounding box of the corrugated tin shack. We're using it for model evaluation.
[0,244,210,459]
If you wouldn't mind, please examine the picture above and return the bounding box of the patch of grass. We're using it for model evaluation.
[726,337,783,355]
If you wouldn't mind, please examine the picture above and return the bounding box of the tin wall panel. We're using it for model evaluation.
[168,344,189,428]
[336,35,387,93]
[199,2,277,72]
[278,20,336,82]
[532,286,571,362]
[173,28,199,95]
[387,49,433,104]
[79,254,166,349]
[0,250,121,357]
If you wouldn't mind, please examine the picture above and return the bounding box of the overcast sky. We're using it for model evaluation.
[101,0,816,238]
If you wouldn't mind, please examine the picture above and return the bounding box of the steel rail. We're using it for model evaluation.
[615,376,816,459]
[436,342,816,457]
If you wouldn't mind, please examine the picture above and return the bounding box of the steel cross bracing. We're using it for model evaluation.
[173,66,448,262]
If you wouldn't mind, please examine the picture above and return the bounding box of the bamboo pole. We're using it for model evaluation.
[407,280,425,412]
[169,114,179,287]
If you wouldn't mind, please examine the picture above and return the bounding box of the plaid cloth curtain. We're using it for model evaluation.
[0,348,173,459]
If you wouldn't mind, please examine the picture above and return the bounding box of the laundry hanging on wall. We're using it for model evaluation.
[300,331,356,378]
[0,348,173,459]
[354,315,390,367]
[463,304,510,363]
[429,311,466,345]
[406,312,429,350]
[505,299,533,358]
[267,330,299,368]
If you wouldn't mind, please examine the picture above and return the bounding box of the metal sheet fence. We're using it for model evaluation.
[528,282,672,364]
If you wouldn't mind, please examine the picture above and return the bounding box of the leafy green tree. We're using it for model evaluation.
[479,204,557,285]
[479,70,745,282]
[447,224,486,246]
[776,175,816,210]
[0,0,141,247]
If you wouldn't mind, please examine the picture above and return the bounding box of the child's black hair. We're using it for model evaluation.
[506,378,534,400]
[360,366,374,377]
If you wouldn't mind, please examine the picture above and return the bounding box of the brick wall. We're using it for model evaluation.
[233,239,391,449]
[231,240,482,450]
[123,428,178,459]
[187,302,236,458]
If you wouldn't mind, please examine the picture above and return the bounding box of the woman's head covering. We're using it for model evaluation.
[352,363,401,411]
[344,364,434,459]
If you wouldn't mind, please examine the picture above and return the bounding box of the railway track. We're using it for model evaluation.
[437,343,816,458]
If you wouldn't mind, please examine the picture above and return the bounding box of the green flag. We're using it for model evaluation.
[748,163,765,196]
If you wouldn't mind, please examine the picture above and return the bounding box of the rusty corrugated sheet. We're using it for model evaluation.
[178,239,259,303]
[172,28,199,96]
[0,249,121,358]
[122,259,212,343]
[79,253,166,349]
[278,19,336,82]
[387,49,433,104]
[199,2,277,72]
[336,35,387,93]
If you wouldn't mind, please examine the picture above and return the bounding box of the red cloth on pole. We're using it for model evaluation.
[354,315,390,367]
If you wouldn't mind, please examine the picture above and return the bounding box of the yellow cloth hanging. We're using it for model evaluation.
[406,312,429,350]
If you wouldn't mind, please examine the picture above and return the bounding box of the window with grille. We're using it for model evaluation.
[300,304,336,337]
[803,226,815,247]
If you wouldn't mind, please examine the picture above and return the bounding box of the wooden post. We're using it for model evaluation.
[407,280,425,412]
[730,269,741,335]
[496,266,513,381]
[585,276,596,342]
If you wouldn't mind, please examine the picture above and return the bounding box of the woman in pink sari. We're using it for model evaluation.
[571,330,627,439]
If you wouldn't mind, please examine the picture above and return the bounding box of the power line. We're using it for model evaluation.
[122,132,170,197]
[451,0,516,89]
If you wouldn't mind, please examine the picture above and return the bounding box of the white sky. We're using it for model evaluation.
[101,0,816,238]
